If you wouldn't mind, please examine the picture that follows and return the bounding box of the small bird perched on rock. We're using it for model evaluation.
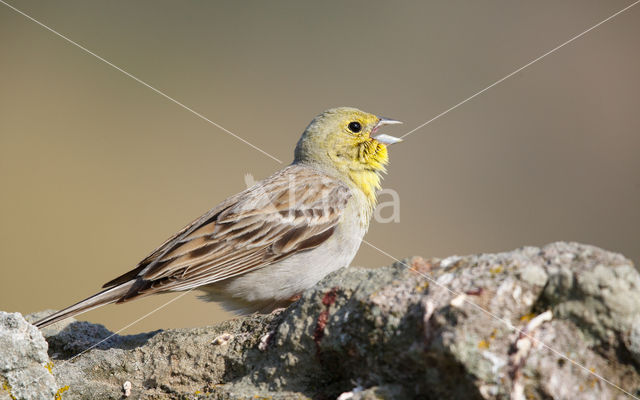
[35,107,402,328]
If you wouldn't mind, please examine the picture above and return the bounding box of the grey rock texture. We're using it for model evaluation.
[3,242,639,399]
[0,312,57,400]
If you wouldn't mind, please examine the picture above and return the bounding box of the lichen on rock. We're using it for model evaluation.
[1,242,639,399]
[0,312,57,400]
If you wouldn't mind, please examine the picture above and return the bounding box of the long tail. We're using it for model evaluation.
[34,280,137,329]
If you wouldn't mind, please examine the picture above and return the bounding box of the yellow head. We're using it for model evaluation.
[294,107,402,205]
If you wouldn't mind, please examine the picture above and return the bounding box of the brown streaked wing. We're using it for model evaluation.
[105,165,351,297]
[101,195,239,288]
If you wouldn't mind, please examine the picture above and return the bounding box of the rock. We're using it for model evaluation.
[4,242,640,399]
[0,312,57,400]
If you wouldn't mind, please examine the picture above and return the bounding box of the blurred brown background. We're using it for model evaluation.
[1,1,639,334]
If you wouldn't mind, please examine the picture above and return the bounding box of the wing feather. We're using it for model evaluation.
[106,165,351,300]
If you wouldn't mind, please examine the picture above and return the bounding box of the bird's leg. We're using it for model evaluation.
[288,293,302,302]
[270,293,302,315]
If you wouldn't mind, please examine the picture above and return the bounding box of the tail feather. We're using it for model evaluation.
[34,281,137,329]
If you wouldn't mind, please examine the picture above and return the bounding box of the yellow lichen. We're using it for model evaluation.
[54,385,69,400]
[490,265,504,274]
[415,281,430,292]
[44,362,54,374]
[520,313,536,322]
[2,380,16,400]
[477,329,498,350]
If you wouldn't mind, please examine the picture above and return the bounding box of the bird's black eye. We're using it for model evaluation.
[348,121,362,133]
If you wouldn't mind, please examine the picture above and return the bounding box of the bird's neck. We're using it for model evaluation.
[347,169,382,208]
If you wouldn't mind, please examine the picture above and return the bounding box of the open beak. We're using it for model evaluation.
[372,117,403,145]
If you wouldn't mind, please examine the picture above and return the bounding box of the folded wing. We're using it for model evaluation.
[104,165,351,301]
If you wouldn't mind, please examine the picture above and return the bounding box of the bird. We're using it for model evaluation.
[34,107,403,328]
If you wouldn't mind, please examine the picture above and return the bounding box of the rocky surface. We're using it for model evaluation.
[0,313,57,400]
[2,242,640,399]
